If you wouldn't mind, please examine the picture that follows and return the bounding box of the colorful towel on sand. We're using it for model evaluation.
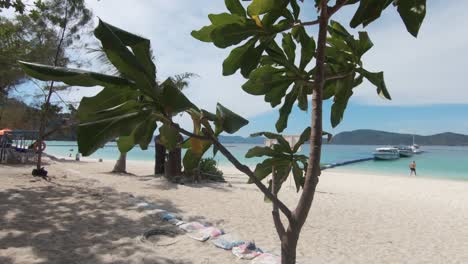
[211,234,245,250]
[178,222,206,232]
[187,226,224,242]
[232,242,263,260]
[250,253,280,264]
[161,212,178,221]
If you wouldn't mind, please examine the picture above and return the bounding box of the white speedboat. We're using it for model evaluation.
[373,147,400,160]
[411,144,423,154]
[397,146,414,157]
[411,136,423,154]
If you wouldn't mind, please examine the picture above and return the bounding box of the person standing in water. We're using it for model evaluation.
[409,161,417,176]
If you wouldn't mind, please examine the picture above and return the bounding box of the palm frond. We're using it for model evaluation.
[171,72,199,91]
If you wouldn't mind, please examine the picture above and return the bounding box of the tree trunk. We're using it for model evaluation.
[112,152,127,173]
[164,133,182,180]
[281,230,299,264]
[35,4,69,172]
[154,135,165,174]
[164,147,181,180]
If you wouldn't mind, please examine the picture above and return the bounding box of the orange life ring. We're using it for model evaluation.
[33,141,46,152]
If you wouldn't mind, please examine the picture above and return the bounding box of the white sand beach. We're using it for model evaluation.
[1,159,468,264]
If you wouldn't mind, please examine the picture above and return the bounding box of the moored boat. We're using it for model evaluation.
[411,136,423,154]
[397,146,414,157]
[373,147,400,160]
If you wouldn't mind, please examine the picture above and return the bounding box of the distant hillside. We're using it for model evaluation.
[331,130,468,146]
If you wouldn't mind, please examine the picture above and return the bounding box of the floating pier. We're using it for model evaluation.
[321,157,374,170]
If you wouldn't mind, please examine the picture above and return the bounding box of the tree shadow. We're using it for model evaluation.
[0,180,192,264]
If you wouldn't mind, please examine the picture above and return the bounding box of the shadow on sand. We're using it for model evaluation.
[0,179,192,264]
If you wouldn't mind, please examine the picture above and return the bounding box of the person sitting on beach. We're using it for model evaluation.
[409,161,417,176]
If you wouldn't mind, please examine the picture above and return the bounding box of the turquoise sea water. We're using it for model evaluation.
[45,141,468,180]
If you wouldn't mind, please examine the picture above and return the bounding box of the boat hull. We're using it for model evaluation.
[373,153,400,160]
[398,150,414,157]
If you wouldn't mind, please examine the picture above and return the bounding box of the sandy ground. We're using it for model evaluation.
[1,158,468,264]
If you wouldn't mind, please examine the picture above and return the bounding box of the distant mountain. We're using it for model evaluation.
[218,135,264,144]
[330,130,468,146]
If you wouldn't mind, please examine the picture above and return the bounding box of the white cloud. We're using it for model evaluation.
[350,0,468,106]
[58,0,468,122]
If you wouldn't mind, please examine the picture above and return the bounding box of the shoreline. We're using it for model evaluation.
[44,151,468,183]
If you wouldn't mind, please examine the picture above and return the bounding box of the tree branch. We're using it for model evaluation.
[328,0,350,17]
[294,0,329,229]
[325,71,353,82]
[208,134,294,222]
[271,167,286,238]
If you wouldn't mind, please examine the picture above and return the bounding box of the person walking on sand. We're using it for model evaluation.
[409,161,417,176]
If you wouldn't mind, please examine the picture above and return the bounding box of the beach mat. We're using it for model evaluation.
[211,233,245,250]
[179,222,206,232]
[232,243,263,260]
[187,226,224,242]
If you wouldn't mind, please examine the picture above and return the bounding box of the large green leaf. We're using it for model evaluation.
[216,103,249,134]
[250,131,291,153]
[247,0,287,16]
[282,33,296,63]
[183,140,212,172]
[117,116,158,153]
[245,146,278,158]
[251,158,274,183]
[103,22,156,80]
[77,87,139,122]
[159,78,198,114]
[158,124,179,151]
[211,22,261,48]
[242,65,291,95]
[77,111,149,156]
[290,0,300,20]
[357,68,391,100]
[191,13,245,42]
[276,87,297,132]
[396,0,426,37]
[350,0,393,29]
[292,27,315,70]
[292,126,311,153]
[330,75,354,128]
[292,161,305,191]
[223,37,259,77]
[18,61,134,88]
[225,0,246,17]
[94,19,156,98]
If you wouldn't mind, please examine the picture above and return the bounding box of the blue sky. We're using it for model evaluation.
[8,0,468,136]
[240,102,468,136]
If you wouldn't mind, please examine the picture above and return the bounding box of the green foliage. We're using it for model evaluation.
[193,0,426,131]
[19,20,249,167]
[0,15,66,96]
[0,0,25,13]
[199,157,224,180]
[246,127,312,192]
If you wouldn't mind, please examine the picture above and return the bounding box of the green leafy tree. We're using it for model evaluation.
[0,0,25,13]
[19,0,427,262]
[30,0,92,172]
